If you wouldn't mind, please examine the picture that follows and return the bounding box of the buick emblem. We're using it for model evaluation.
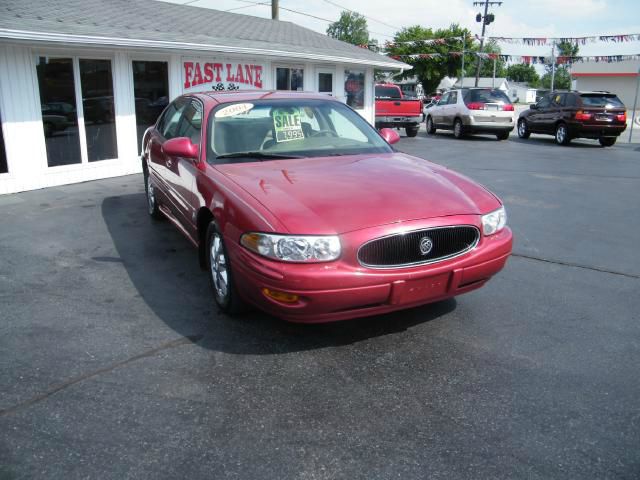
[419,236,433,255]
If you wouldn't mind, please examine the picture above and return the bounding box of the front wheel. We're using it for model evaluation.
[207,223,245,315]
[453,119,464,139]
[517,119,531,139]
[496,131,510,141]
[555,123,571,145]
[599,137,616,147]
[405,126,419,137]
[426,116,436,134]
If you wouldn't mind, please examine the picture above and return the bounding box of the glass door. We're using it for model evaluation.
[0,105,7,174]
[132,60,169,152]
[35,55,118,167]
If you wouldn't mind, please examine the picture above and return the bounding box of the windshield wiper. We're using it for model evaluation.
[216,151,305,160]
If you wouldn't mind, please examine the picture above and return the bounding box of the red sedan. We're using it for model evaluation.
[142,91,512,323]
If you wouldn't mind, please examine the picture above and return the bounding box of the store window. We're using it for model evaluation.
[344,69,365,110]
[0,107,7,174]
[36,57,82,167]
[132,61,169,151]
[276,67,304,91]
[79,59,117,162]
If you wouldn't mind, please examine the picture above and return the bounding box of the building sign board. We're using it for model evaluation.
[183,59,265,93]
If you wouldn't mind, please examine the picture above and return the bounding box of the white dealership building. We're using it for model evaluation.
[0,0,408,194]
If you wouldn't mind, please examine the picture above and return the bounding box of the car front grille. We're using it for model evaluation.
[357,226,480,268]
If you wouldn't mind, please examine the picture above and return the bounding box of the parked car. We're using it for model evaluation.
[425,88,515,140]
[374,83,424,137]
[517,91,627,146]
[142,91,512,323]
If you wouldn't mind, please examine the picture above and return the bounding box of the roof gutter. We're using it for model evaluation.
[0,28,412,70]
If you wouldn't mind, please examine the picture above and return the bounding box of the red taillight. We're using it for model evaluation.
[575,110,592,121]
[502,104,514,111]
[466,102,485,110]
[616,112,627,122]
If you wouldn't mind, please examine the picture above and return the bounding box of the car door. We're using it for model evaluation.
[147,96,189,220]
[527,94,551,133]
[432,92,450,127]
[168,98,203,239]
[547,93,566,131]
[443,90,458,127]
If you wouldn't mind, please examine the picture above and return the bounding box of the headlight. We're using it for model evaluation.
[481,206,507,236]
[240,233,341,262]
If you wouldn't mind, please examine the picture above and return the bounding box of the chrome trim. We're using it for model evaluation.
[357,225,481,269]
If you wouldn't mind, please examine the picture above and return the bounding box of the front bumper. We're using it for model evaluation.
[227,217,513,323]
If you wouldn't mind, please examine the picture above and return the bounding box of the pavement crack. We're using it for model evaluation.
[512,253,640,279]
[0,334,205,417]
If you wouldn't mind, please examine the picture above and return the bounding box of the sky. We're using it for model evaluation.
[162,0,640,58]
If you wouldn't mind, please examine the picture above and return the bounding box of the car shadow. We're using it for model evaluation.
[426,132,502,142]
[510,136,604,148]
[101,193,457,355]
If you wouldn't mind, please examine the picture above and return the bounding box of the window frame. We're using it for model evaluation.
[274,65,305,91]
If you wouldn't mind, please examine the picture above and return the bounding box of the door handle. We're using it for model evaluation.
[166,159,173,168]
[394,101,401,106]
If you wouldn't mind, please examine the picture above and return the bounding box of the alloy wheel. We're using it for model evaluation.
[210,233,229,302]
[147,181,156,215]
[556,124,567,144]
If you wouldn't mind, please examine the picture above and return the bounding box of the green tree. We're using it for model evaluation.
[540,40,578,90]
[385,24,474,94]
[506,63,540,86]
[327,11,369,46]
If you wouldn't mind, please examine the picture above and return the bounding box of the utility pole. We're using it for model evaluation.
[272,0,279,20]
[473,1,503,87]
[550,41,556,91]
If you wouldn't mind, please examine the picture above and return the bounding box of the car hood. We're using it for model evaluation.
[216,152,501,234]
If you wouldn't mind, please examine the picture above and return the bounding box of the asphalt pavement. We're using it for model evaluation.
[1,130,639,479]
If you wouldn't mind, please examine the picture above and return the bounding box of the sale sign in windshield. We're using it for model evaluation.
[183,59,264,93]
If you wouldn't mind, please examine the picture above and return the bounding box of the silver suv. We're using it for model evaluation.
[425,88,515,140]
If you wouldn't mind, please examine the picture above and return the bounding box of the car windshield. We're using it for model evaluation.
[207,99,393,163]
[464,89,512,104]
[580,94,625,108]
[375,86,401,99]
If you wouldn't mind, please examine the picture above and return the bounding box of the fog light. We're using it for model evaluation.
[262,288,299,304]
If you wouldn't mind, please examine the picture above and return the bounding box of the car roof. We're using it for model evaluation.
[186,90,341,106]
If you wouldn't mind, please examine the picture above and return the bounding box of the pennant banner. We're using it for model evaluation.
[485,33,640,45]
[389,52,640,64]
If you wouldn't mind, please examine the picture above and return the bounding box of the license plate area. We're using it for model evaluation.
[486,104,499,111]
[595,114,612,122]
[391,273,451,305]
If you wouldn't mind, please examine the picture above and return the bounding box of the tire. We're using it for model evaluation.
[144,169,163,220]
[405,126,419,137]
[517,119,530,139]
[426,116,436,134]
[599,137,616,147]
[555,122,571,146]
[206,222,246,315]
[453,118,464,139]
[496,131,510,141]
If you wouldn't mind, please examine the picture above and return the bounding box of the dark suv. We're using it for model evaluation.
[517,91,627,146]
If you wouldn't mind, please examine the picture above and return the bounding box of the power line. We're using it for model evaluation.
[320,0,401,31]
[225,2,270,12]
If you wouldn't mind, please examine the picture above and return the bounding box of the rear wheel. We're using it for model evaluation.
[144,169,163,220]
[426,116,436,134]
[453,119,464,139]
[599,137,616,147]
[496,131,510,141]
[405,126,419,137]
[517,118,530,139]
[207,223,245,315]
[555,123,571,145]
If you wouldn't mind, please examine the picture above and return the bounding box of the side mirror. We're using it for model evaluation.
[163,137,199,159]
[379,128,401,145]
[530,103,539,110]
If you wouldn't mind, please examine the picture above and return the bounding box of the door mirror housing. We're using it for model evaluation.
[530,103,539,110]
[379,128,401,145]
[162,137,199,159]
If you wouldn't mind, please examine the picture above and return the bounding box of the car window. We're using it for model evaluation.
[375,86,401,99]
[160,98,189,140]
[439,92,450,105]
[448,91,458,105]
[464,89,511,104]
[176,100,203,144]
[537,95,552,108]
[565,94,577,107]
[579,94,625,108]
